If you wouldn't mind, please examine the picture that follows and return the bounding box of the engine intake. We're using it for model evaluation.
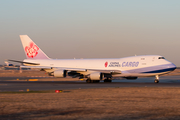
[89,72,104,80]
[51,70,67,78]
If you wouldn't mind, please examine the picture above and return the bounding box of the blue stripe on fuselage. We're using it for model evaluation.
[126,64,176,74]
[142,67,176,73]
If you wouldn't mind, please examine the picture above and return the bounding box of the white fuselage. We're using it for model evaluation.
[23,55,176,78]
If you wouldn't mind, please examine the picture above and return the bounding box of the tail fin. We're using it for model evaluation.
[20,35,50,59]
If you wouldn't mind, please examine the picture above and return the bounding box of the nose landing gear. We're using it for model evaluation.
[154,75,159,83]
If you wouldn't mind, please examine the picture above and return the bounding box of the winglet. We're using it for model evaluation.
[20,35,50,59]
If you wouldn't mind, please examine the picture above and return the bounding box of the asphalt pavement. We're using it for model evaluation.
[0,76,180,91]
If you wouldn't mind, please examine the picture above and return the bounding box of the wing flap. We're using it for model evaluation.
[62,68,121,74]
[88,69,121,74]
[64,68,87,72]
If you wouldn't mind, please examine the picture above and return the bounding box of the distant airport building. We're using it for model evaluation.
[0,64,31,70]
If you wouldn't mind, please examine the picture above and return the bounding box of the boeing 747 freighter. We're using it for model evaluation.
[8,35,176,83]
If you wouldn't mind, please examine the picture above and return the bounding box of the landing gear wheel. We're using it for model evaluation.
[86,79,100,83]
[104,79,112,83]
[93,80,100,83]
[154,75,159,83]
[154,79,159,83]
[86,79,91,83]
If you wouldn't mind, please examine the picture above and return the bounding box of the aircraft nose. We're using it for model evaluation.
[168,63,176,71]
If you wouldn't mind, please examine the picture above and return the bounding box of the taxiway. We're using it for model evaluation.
[0,76,180,91]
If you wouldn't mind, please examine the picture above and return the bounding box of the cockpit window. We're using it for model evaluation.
[158,57,165,59]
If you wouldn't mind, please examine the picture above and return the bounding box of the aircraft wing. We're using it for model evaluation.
[88,69,121,74]
[9,59,121,74]
[21,66,87,72]
[20,66,52,69]
[20,66,121,74]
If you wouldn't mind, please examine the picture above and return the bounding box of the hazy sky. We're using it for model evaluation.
[0,0,180,66]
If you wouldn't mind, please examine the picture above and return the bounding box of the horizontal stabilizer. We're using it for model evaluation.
[8,59,40,65]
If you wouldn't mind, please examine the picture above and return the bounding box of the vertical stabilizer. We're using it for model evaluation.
[20,35,50,59]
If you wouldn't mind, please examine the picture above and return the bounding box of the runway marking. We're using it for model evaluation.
[28,79,38,81]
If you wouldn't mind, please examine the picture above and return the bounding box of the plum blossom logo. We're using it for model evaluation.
[105,62,108,67]
[25,42,39,58]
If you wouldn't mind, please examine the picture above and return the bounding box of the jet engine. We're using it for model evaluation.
[88,72,104,80]
[50,70,67,78]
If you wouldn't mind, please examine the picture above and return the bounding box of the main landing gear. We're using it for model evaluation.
[154,75,159,83]
[104,78,112,83]
[86,78,112,83]
[86,79,100,83]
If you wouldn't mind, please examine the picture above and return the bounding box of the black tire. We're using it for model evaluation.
[91,80,100,83]
[154,79,159,83]
[104,79,112,83]
[86,79,100,83]
[86,79,91,83]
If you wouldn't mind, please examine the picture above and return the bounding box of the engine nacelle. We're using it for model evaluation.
[89,72,104,80]
[52,70,67,78]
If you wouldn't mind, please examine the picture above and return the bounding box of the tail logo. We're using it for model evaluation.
[25,42,39,58]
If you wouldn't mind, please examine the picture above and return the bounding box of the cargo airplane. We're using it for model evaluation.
[8,35,176,83]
